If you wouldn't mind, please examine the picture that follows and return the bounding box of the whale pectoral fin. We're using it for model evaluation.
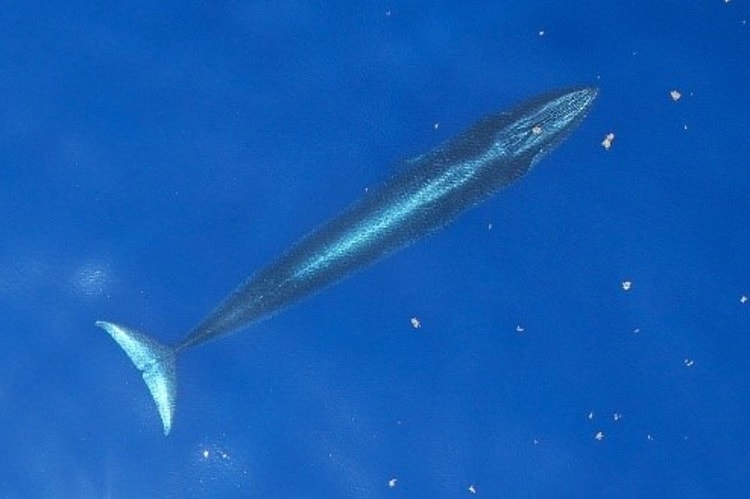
[95,320,177,436]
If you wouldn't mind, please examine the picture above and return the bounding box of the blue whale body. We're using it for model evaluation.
[96,86,598,435]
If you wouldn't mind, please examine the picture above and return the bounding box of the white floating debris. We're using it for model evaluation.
[601,132,615,150]
[646,434,654,441]
[468,484,477,494]
[740,295,748,304]
[487,223,493,231]
[202,449,210,459]
[538,30,545,36]
[684,358,695,367]
[388,478,398,488]
[670,90,682,101]
[533,438,539,445]
[72,261,112,298]
[594,431,604,441]
[410,317,421,329]
[532,125,543,135]
[633,328,641,334]
[588,411,594,420]
[433,122,440,130]
[613,412,622,421]
[621,280,632,291]
[515,324,525,333]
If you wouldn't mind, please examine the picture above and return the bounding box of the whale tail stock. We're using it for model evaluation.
[95,320,177,436]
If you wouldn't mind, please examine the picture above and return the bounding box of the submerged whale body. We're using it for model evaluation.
[96,87,598,435]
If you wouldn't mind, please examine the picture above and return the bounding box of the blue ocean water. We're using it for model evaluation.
[1,1,749,497]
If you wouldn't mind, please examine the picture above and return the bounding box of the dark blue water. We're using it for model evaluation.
[1,1,749,497]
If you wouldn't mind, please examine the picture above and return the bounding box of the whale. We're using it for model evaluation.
[96,86,598,435]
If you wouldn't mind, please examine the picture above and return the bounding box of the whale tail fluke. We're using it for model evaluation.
[95,320,177,436]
